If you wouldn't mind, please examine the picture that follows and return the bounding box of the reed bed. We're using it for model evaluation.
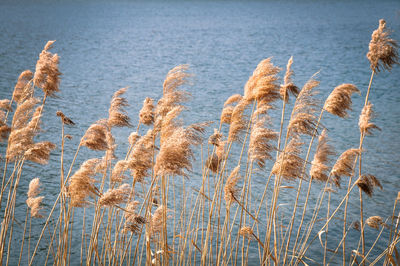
[0,19,399,265]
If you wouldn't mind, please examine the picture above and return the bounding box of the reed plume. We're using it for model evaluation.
[0,115,10,142]
[366,216,384,229]
[128,132,140,146]
[216,140,227,160]
[206,154,220,173]
[13,70,33,104]
[288,77,320,136]
[244,58,281,103]
[81,120,111,151]
[367,19,399,72]
[108,87,132,128]
[139,97,155,126]
[56,111,75,125]
[33,40,61,96]
[99,183,131,207]
[359,102,380,135]
[0,100,11,111]
[280,56,299,102]
[324,84,359,118]
[27,178,41,198]
[248,116,277,168]
[154,123,205,177]
[228,99,250,142]
[111,160,129,183]
[24,141,56,165]
[224,165,241,207]
[11,97,40,130]
[128,129,155,183]
[156,65,191,118]
[357,174,382,197]
[271,136,303,181]
[224,94,243,106]
[330,148,360,187]
[208,128,222,146]
[148,205,168,237]
[310,129,335,182]
[26,178,44,218]
[220,105,234,124]
[124,201,145,234]
[26,196,44,218]
[67,158,101,207]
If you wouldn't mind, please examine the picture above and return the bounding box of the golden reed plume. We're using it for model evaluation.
[359,102,380,135]
[357,174,382,197]
[280,56,299,102]
[224,165,241,208]
[330,148,360,187]
[139,97,155,126]
[310,129,335,182]
[26,178,44,218]
[271,136,303,181]
[108,87,132,128]
[324,84,359,118]
[99,183,131,207]
[13,70,33,104]
[367,19,399,72]
[33,40,61,96]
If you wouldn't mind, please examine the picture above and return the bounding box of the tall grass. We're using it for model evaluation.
[0,19,399,265]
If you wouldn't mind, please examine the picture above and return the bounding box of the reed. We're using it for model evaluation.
[0,19,398,266]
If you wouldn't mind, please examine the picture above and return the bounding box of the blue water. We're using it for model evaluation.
[1,0,399,265]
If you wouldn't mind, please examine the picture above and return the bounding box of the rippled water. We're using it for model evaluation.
[1,0,399,265]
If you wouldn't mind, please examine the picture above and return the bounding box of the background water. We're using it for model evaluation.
[0,0,399,265]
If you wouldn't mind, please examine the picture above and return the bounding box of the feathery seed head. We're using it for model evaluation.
[139,97,155,126]
[366,216,384,229]
[13,70,33,104]
[224,165,241,207]
[310,129,335,182]
[331,148,360,187]
[324,84,359,118]
[99,183,131,207]
[367,19,399,72]
[359,102,380,135]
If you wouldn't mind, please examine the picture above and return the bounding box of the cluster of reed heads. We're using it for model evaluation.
[0,19,399,266]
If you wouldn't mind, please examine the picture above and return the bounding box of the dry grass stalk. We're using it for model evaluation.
[26,178,44,218]
[139,97,155,126]
[67,158,101,207]
[288,77,320,136]
[357,174,382,197]
[99,183,131,207]
[128,129,155,183]
[367,19,399,72]
[228,99,250,142]
[249,117,277,168]
[33,40,61,96]
[224,165,241,207]
[271,136,303,181]
[324,84,360,118]
[13,70,33,104]
[244,58,281,102]
[56,111,75,125]
[108,87,132,128]
[330,148,360,187]
[359,102,380,135]
[366,216,384,229]
[310,129,335,182]
[280,56,299,102]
